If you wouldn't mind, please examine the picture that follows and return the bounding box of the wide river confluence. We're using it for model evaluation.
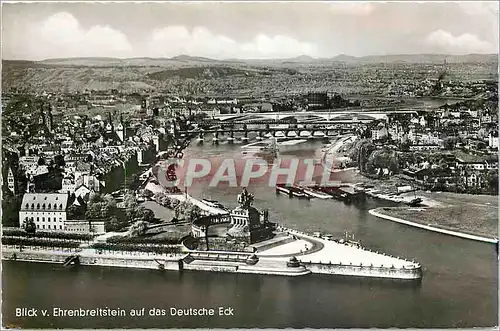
[2,141,498,328]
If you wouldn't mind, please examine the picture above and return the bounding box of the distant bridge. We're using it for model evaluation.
[213,109,421,123]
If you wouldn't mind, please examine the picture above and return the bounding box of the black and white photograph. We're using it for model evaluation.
[1,1,499,329]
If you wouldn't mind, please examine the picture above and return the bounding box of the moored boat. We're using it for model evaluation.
[300,186,333,199]
[276,184,310,199]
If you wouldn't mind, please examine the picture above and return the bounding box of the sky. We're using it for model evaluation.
[2,1,499,60]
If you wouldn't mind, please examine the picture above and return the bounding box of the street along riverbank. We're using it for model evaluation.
[2,222,422,280]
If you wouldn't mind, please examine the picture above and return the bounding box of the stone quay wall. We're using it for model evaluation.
[2,246,183,271]
[303,261,422,280]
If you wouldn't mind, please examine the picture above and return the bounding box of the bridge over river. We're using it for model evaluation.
[213,109,423,122]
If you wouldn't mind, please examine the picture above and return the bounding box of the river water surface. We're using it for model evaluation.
[2,141,498,328]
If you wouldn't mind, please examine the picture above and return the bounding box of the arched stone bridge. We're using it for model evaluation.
[213,109,421,123]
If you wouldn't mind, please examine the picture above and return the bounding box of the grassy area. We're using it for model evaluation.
[146,224,192,241]
[377,205,498,239]
[141,201,175,222]
[417,191,498,207]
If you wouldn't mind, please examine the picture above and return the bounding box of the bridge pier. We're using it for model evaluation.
[213,131,220,144]
[196,132,204,143]
[242,125,249,142]
[227,131,235,143]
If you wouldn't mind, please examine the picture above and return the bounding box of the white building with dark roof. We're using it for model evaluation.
[20,193,69,231]
[19,193,105,234]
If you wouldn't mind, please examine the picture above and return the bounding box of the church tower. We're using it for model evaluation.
[7,167,15,194]
[45,103,54,133]
[105,112,113,134]
[38,102,46,125]
[116,113,124,142]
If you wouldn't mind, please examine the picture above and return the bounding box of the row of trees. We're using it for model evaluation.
[154,192,202,222]
[84,192,155,232]
[91,242,181,254]
[2,236,81,249]
[107,236,181,245]
[3,228,93,241]
[349,139,399,177]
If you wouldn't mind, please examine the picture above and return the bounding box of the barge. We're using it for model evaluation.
[300,186,333,199]
[276,184,310,199]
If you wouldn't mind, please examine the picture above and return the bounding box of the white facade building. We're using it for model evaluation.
[19,193,106,234]
[20,193,68,231]
[488,131,498,149]
[64,220,105,234]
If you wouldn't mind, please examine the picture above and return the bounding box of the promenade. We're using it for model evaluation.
[263,227,420,270]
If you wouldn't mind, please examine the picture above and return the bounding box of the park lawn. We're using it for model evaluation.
[378,205,498,239]
[146,224,192,241]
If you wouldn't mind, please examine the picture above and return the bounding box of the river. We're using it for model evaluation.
[2,140,498,328]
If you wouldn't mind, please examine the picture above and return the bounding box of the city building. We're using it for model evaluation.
[19,193,69,231]
[306,92,328,110]
[488,130,498,149]
[19,193,105,234]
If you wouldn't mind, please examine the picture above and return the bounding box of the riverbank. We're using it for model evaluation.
[2,223,423,280]
[370,208,498,244]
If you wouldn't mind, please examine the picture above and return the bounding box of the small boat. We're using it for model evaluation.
[276,184,310,199]
[407,197,423,207]
[290,188,309,198]
[276,184,292,196]
[241,138,278,157]
[301,186,333,199]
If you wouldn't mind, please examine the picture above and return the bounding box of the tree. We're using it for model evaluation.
[24,218,36,236]
[131,206,155,223]
[485,169,498,194]
[477,141,487,150]
[67,204,86,220]
[124,191,138,215]
[128,221,149,237]
[53,154,65,169]
[399,140,410,152]
[443,137,459,150]
[2,194,21,227]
